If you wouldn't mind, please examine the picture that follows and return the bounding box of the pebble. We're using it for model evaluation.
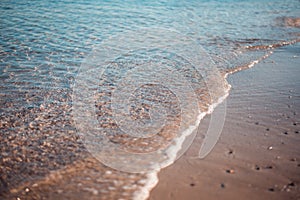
[57,189,63,194]
[108,186,116,190]
[268,188,275,192]
[288,182,295,187]
[83,187,98,195]
[29,122,35,129]
[190,183,195,187]
[25,188,30,192]
[105,171,112,175]
[32,183,38,187]
[226,169,235,174]
[268,146,273,150]
[39,104,45,111]
[228,149,233,155]
[220,183,225,188]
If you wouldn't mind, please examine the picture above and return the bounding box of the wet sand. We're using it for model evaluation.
[149,45,300,200]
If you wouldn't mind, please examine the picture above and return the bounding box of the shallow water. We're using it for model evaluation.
[0,0,299,199]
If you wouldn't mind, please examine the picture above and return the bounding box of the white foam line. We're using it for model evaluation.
[224,51,273,79]
[133,171,159,200]
[133,85,231,200]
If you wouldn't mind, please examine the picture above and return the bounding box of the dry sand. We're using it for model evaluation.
[149,45,300,200]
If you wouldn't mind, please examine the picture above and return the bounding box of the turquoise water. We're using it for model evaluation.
[1,0,299,95]
[0,0,299,199]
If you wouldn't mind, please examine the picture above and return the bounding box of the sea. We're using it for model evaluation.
[0,0,299,199]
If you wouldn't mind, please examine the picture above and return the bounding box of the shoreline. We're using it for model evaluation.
[1,43,298,200]
[149,44,300,200]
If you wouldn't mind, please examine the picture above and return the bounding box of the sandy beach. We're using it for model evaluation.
[149,44,300,200]
[2,44,299,200]
[1,1,300,199]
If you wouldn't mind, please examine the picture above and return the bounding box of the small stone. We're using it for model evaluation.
[29,122,34,129]
[266,128,270,131]
[40,104,45,111]
[57,189,63,194]
[220,183,225,188]
[32,183,38,187]
[283,131,288,135]
[226,169,235,174]
[295,131,299,134]
[255,165,260,170]
[105,171,112,175]
[268,188,275,192]
[25,188,30,192]
[190,183,195,187]
[288,182,295,187]
[268,146,273,150]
